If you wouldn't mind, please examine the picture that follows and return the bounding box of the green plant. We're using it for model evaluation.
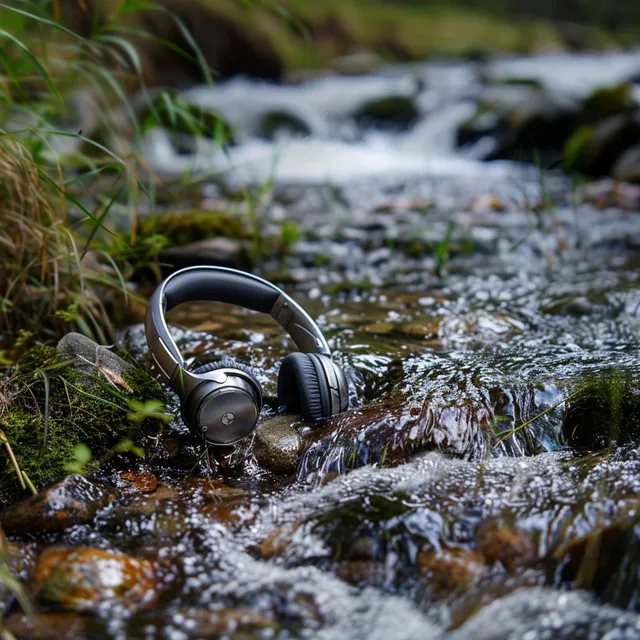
[0,1,219,344]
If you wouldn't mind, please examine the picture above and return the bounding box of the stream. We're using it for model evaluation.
[4,51,640,639]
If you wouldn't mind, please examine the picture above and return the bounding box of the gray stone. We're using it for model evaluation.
[253,415,302,474]
[57,332,133,377]
[614,144,640,183]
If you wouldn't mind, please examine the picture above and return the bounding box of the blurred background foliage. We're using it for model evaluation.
[0,0,639,354]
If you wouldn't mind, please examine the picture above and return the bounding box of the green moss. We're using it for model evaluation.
[15,346,58,374]
[136,210,249,248]
[0,346,170,506]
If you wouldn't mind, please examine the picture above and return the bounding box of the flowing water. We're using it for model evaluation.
[6,52,640,639]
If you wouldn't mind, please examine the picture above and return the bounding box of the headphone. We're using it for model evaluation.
[145,266,349,445]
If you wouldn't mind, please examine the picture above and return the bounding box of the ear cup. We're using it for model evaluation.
[183,357,263,445]
[277,353,331,421]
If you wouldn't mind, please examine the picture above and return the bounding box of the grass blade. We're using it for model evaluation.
[0,28,61,101]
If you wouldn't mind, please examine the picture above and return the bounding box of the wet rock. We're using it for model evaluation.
[160,237,251,271]
[1,474,115,535]
[2,612,105,639]
[254,415,302,474]
[562,371,640,449]
[334,560,387,587]
[127,607,278,639]
[552,513,640,610]
[418,547,485,598]
[614,144,640,183]
[354,96,419,131]
[564,113,640,176]
[260,523,301,560]
[34,547,161,612]
[500,94,579,163]
[450,587,640,639]
[476,520,538,572]
[57,332,133,377]
[120,470,158,494]
[259,111,312,140]
[582,82,636,122]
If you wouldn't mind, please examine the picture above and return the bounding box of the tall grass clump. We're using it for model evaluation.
[0,1,215,352]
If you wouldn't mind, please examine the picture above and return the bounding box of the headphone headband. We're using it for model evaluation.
[145,266,331,391]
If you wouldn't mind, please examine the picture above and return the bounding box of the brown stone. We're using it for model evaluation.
[3,612,99,640]
[1,475,116,535]
[260,523,300,559]
[418,547,485,598]
[34,547,160,612]
[476,520,538,572]
[120,470,158,494]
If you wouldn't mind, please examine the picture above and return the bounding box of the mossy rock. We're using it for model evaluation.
[582,82,636,123]
[354,96,419,131]
[259,112,312,141]
[136,210,249,248]
[0,345,169,507]
[562,371,640,449]
[564,115,640,176]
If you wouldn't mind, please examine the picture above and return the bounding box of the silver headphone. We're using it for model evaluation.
[144,266,349,445]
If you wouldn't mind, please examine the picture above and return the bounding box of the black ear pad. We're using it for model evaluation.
[277,352,331,421]
[190,358,258,381]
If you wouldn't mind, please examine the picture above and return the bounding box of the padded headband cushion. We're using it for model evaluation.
[162,268,280,315]
[190,358,259,381]
[277,353,330,421]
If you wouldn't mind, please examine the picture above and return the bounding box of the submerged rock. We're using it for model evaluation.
[1,474,115,535]
[552,512,640,610]
[33,547,162,612]
[450,587,640,639]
